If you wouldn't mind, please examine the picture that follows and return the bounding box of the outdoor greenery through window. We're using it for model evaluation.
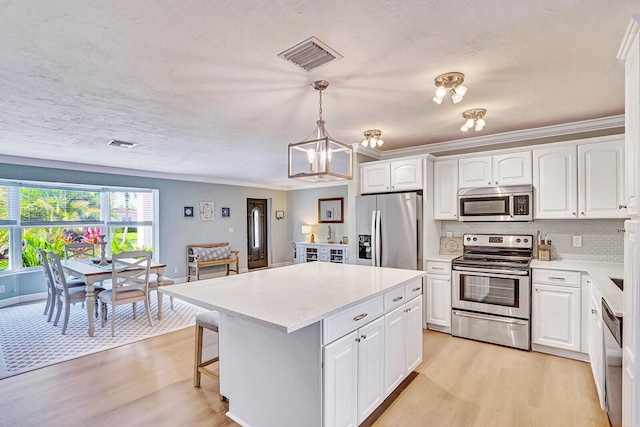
[0,181,157,272]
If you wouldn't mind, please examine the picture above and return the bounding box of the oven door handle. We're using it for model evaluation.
[509,195,515,218]
[453,265,529,276]
[453,310,529,326]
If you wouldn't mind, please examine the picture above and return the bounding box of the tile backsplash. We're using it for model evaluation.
[440,219,624,263]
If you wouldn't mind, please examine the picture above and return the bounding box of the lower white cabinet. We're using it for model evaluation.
[424,261,452,331]
[587,277,605,409]
[295,243,348,264]
[532,270,582,352]
[323,286,423,427]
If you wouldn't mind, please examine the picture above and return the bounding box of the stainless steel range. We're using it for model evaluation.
[451,234,534,350]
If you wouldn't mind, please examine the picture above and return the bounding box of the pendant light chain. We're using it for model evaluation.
[318,88,323,122]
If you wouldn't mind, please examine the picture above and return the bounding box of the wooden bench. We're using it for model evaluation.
[187,243,239,282]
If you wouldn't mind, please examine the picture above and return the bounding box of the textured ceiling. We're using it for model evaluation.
[0,1,637,189]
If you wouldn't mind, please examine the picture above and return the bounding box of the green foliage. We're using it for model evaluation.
[0,228,8,271]
[20,227,67,267]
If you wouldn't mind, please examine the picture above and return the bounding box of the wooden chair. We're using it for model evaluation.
[47,251,104,334]
[194,310,223,400]
[99,250,153,337]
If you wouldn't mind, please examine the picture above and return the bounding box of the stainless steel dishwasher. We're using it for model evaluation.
[602,298,622,427]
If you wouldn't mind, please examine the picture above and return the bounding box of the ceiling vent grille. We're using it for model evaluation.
[278,37,342,72]
[107,139,137,149]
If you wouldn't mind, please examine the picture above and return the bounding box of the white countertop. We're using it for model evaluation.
[160,263,426,333]
[425,254,458,263]
[531,260,623,317]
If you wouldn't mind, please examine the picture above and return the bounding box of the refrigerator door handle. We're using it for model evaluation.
[375,210,381,267]
[370,210,377,266]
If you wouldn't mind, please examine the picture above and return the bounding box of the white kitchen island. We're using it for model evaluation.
[160,262,426,427]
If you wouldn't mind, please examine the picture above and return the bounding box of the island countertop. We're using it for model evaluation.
[160,262,426,333]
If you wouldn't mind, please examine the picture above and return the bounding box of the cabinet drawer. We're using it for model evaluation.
[425,261,451,275]
[323,296,384,344]
[384,286,407,313]
[405,278,423,301]
[533,269,581,287]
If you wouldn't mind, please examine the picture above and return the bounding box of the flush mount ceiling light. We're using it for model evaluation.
[288,80,353,182]
[361,130,385,149]
[460,108,487,132]
[432,72,468,105]
[107,139,136,149]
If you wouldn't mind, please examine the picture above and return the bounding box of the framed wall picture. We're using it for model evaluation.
[318,197,344,223]
[221,207,231,218]
[183,206,194,218]
[199,201,215,221]
[275,210,285,220]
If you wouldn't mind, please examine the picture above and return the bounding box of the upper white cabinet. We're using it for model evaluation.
[578,139,626,218]
[433,159,458,220]
[458,151,532,188]
[361,158,423,194]
[534,136,626,219]
[533,145,578,219]
[622,20,640,218]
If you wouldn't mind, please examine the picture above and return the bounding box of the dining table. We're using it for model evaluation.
[61,258,167,337]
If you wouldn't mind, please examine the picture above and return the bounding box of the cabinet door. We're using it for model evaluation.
[533,145,577,219]
[356,317,385,425]
[625,34,640,217]
[384,305,406,397]
[433,160,458,220]
[623,219,639,427]
[390,158,423,192]
[425,274,451,328]
[578,139,626,218]
[405,296,423,375]
[588,281,605,409]
[458,156,492,188]
[492,151,532,186]
[361,163,391,194]
[532,283,581,351]
[324,331,358,427]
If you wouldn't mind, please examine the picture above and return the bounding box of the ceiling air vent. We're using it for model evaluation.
[278,37,342,72]
[107,139,137,149]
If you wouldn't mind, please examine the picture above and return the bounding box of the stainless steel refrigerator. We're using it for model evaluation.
[356,192,422,270]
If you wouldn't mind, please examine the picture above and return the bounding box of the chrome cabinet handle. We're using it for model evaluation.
[619,204,628,209]
[591,309,597,315]
[581,212,585,215]
[361,334,367,339]
[548,276,566,281]
[353,313,368,322]
[488,181,491,185]
[393,296,403,302]
[432,267,444,270]
[412,287,421,292]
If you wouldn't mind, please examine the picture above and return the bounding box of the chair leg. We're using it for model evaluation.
[101,303,106,327]
[132,302,137,319]
[61,301,70,335]
[43,292,51,316]
[53,295,62,326]
[47,293,56,322]
[194,324,203,387]
[170,296,174,310]
[145,295,154,328]
[111,304,116,337]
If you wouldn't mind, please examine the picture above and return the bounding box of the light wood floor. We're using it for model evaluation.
[0,328,608,427]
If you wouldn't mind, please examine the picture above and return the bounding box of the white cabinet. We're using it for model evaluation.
[356,317,385,424]
[578,139,626,218]
[533,145,578,219]
[534,137,626,219]
[384,304,406,397]
[424,261,452,331]
[622,18,640,217]
[405,295,423,375]
[586,276,605,409]
[532,269,582,352]
[324,330,358,427]
[458,151,532,188]
[361,158,423,194]
[433,160,458,220]
[295,243,348,264]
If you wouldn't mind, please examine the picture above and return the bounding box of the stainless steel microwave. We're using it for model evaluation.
[458,185,533,222]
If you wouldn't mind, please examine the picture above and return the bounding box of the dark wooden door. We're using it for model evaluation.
[247,198,268,269]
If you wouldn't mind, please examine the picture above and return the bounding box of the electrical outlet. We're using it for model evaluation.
[229,227,234,233]
[0,285,5,293]
[572,235,582,247]
[446,232,453,238]
[174,267,179,274]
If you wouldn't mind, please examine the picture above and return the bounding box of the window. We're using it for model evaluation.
[0,180,158,272]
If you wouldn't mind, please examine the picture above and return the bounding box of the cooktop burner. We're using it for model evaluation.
[452,234,534,269]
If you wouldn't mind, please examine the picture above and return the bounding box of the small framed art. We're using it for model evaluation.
[183,206,194,218]
[221,207,231,218]
[200,201,215,221]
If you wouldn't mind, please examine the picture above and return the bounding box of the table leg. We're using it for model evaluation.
[157,266,165,320]
[85,280,95,337]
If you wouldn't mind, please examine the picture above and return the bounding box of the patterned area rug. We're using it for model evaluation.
[0,298,204,379]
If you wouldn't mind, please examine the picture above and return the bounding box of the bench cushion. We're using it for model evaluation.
[191,245,231,262]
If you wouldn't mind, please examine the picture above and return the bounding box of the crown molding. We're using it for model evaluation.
[353,143,383,159]
[376,115,624,159]
[617,14,640,60]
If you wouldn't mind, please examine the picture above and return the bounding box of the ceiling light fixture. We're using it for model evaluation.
[361,130,384,149]
[432,72,468,105]
[460,108,487,132]
[288,80,353,182]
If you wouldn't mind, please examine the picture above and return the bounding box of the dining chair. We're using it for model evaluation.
[38,248,88,322]
[64,242,96,259]
[148,274,176,315]
[99,250,153,337]
[48,251,104,334]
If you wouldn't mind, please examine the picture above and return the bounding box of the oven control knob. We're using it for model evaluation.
[523,238,528,243]
[516,238,521,243]
[466,237,471,241]
[472,237,477,241]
